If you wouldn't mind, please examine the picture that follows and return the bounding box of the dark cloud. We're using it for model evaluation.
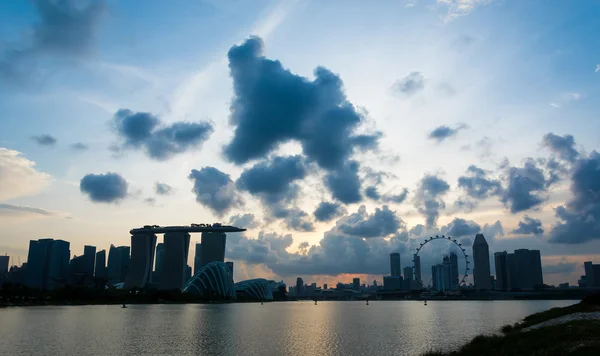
[550,151,600,244]
[428,124,467,142]
[392,71,425,96]
[70,142,88,150]
[501,159,548,213]
[543,261,577,275]
[1,0,107,83]
[188,167,242,215]
[313,202,345,222]
[338,205,402,238]
[513,216,544,236]
[277,208,315,232]
[365,186,380,200]
[482,221,504,241]
[414,175,450,228]
[441,218,481,237]
[325,161,362,204]
[384,188,409,204]
[154,182,173,196]
[228,213,259,229]
[236,155,306,202]
[223,36,379,174]
[458,165,502,199]
[80,172,128,203]
[542,133,579,162]
[112,109,213,160]
[31,134,57,146]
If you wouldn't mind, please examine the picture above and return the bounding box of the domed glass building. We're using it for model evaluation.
[182,261,235,299]
[234,278,273,301]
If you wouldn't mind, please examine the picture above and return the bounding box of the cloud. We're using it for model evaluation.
[223,36,379,172]
[154,182,173,196]
[441,217,481,237]
[237,155,306,202]
[596,64,600,73]
[543,261,577,275]
[313,202,345,222]
[541,133,579,163]
[392,71,425,96]
[365,186,380,200]
[338,205,403,238]
[1,0,107,83]
[513,216,544,236]
[144,197,156,205]
[112,109,214,160]
[384,188,409,204]
[275,208,315,232]
[228,213,259,229]
[70,142,88,150]
[80,172,128,203]
[437,0,493,21]
[0,148,51,201]
[324,161,362,204]
[0,203,57,217]
[501,159,548,213]
[456,165,502,210]
[428,124,467,142]
[414,174,450,228]
[550,151,600,244]
[189,167,242,216]
[31,134,57,146]
[482,220,504,241]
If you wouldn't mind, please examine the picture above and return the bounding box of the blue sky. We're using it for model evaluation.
[1,0,599,286]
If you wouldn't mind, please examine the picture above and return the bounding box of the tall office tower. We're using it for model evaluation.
[506,253,518,290]
[225,261,234,279]
[413,254,422,283]
[442,256,452,290]
[120,246,131,282]
[431,264,445,291]
[25,239,70,290]
[353,277,360,291]
[83,245,96,278]
[193,243,202,276]
[124,233,157,289]
[584,261,593,284]
[160,232,190,290]
[390,253,401,277]
[472,234,492,290]
[513,249,544,289]
[403,266,413,281]
[0,255,9,277]
[107,245,130,283]
[296,277,304,296]
[95,250,107,278]
[494,251,508,291]
[155,243,164,274]
[529,249,544,287]
[449,253,459,289]
[200,232,226,268]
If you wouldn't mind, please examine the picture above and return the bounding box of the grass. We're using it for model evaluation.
[423,294,600,356]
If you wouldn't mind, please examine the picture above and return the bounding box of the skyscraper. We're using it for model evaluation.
[0,255,9,277]
[193,243,202,276]
[506,253,518,290]
[95,250,107,278]
[431,264,445,291]
[82,245,96,278]
[155,243,164,274]
[353,277,360,291]
[124,233,157,289]
[413,254,422,284]
[494,251,508,291]
[514,249,544,290]
[403,266,413,281]
[107,245,130,283]
[25,239,70,290]
[449,252,459,289]
[390,253,401,277]
[160,232,190,290]
[472,234,491,290]
[296,277,304,296]
[442,256,452,290]
[47,240,70,289]
[200,232,226,268]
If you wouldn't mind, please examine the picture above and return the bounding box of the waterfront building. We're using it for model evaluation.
[193,243,202,276]
[413,254,422,283]
[82,245,96,278]
[154,243,164,282]
[25,238,70,290]
[0,255,9,277]
[432,264,446,292]
[95,250,107,278]
[494,251,508,291]
[583,261,600,288]
[200,232,226,268]
[472,234,492,290]
[107,245,130,283]
[296,277,304,296]
[235,278,274,301]
[182,261,235,299]
[513,249,544,290]
[390,253,401,277]
[124,233,157,289]
[160,232,190,290]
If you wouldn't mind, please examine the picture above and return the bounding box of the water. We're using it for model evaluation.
[0,300,577,356]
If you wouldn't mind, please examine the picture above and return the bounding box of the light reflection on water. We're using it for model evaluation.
[0,300,577,356]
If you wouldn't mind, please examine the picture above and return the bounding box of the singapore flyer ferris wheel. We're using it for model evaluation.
[413,235,470,288]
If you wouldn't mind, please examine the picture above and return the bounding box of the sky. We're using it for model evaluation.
[1,0,599,287]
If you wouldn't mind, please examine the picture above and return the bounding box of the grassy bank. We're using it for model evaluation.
[424,295,600,356]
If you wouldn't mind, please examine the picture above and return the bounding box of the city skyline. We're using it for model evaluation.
[1,0,600,288]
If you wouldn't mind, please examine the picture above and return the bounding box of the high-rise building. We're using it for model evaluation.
[200,232,226,268]
[390,253,401,277]
[413,254,422,284]
[124,233,157,289]
[0,255,9,277]
[513,249,544,290]
[449,252,459,289]
[193,243,202,276]
[160,232,190,290]
[95,250,107,278]
[403,266,413,281]
[472,234,491,290]
[353,277,360,291]
[432,264,446,291]
[83,245,96,278]
[582,262,600,287]
[442,256,453,291]
[494,251,508,291]
[225,261,234,279]
[296,277,304,296]
[25,239,70,290]
[107,245,130,283]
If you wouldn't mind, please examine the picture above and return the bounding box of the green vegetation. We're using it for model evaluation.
[424,294,600,356]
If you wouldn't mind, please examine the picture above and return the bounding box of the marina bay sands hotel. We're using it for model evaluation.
[123,224,245,290]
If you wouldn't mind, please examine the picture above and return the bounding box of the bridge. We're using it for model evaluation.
[130,223,246,235]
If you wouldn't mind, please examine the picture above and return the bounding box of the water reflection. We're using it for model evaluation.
[0,300,577,356]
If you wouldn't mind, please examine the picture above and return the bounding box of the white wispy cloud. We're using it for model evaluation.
[437,0,493,21]
[0,148,51,201]
[595,64,600,73]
